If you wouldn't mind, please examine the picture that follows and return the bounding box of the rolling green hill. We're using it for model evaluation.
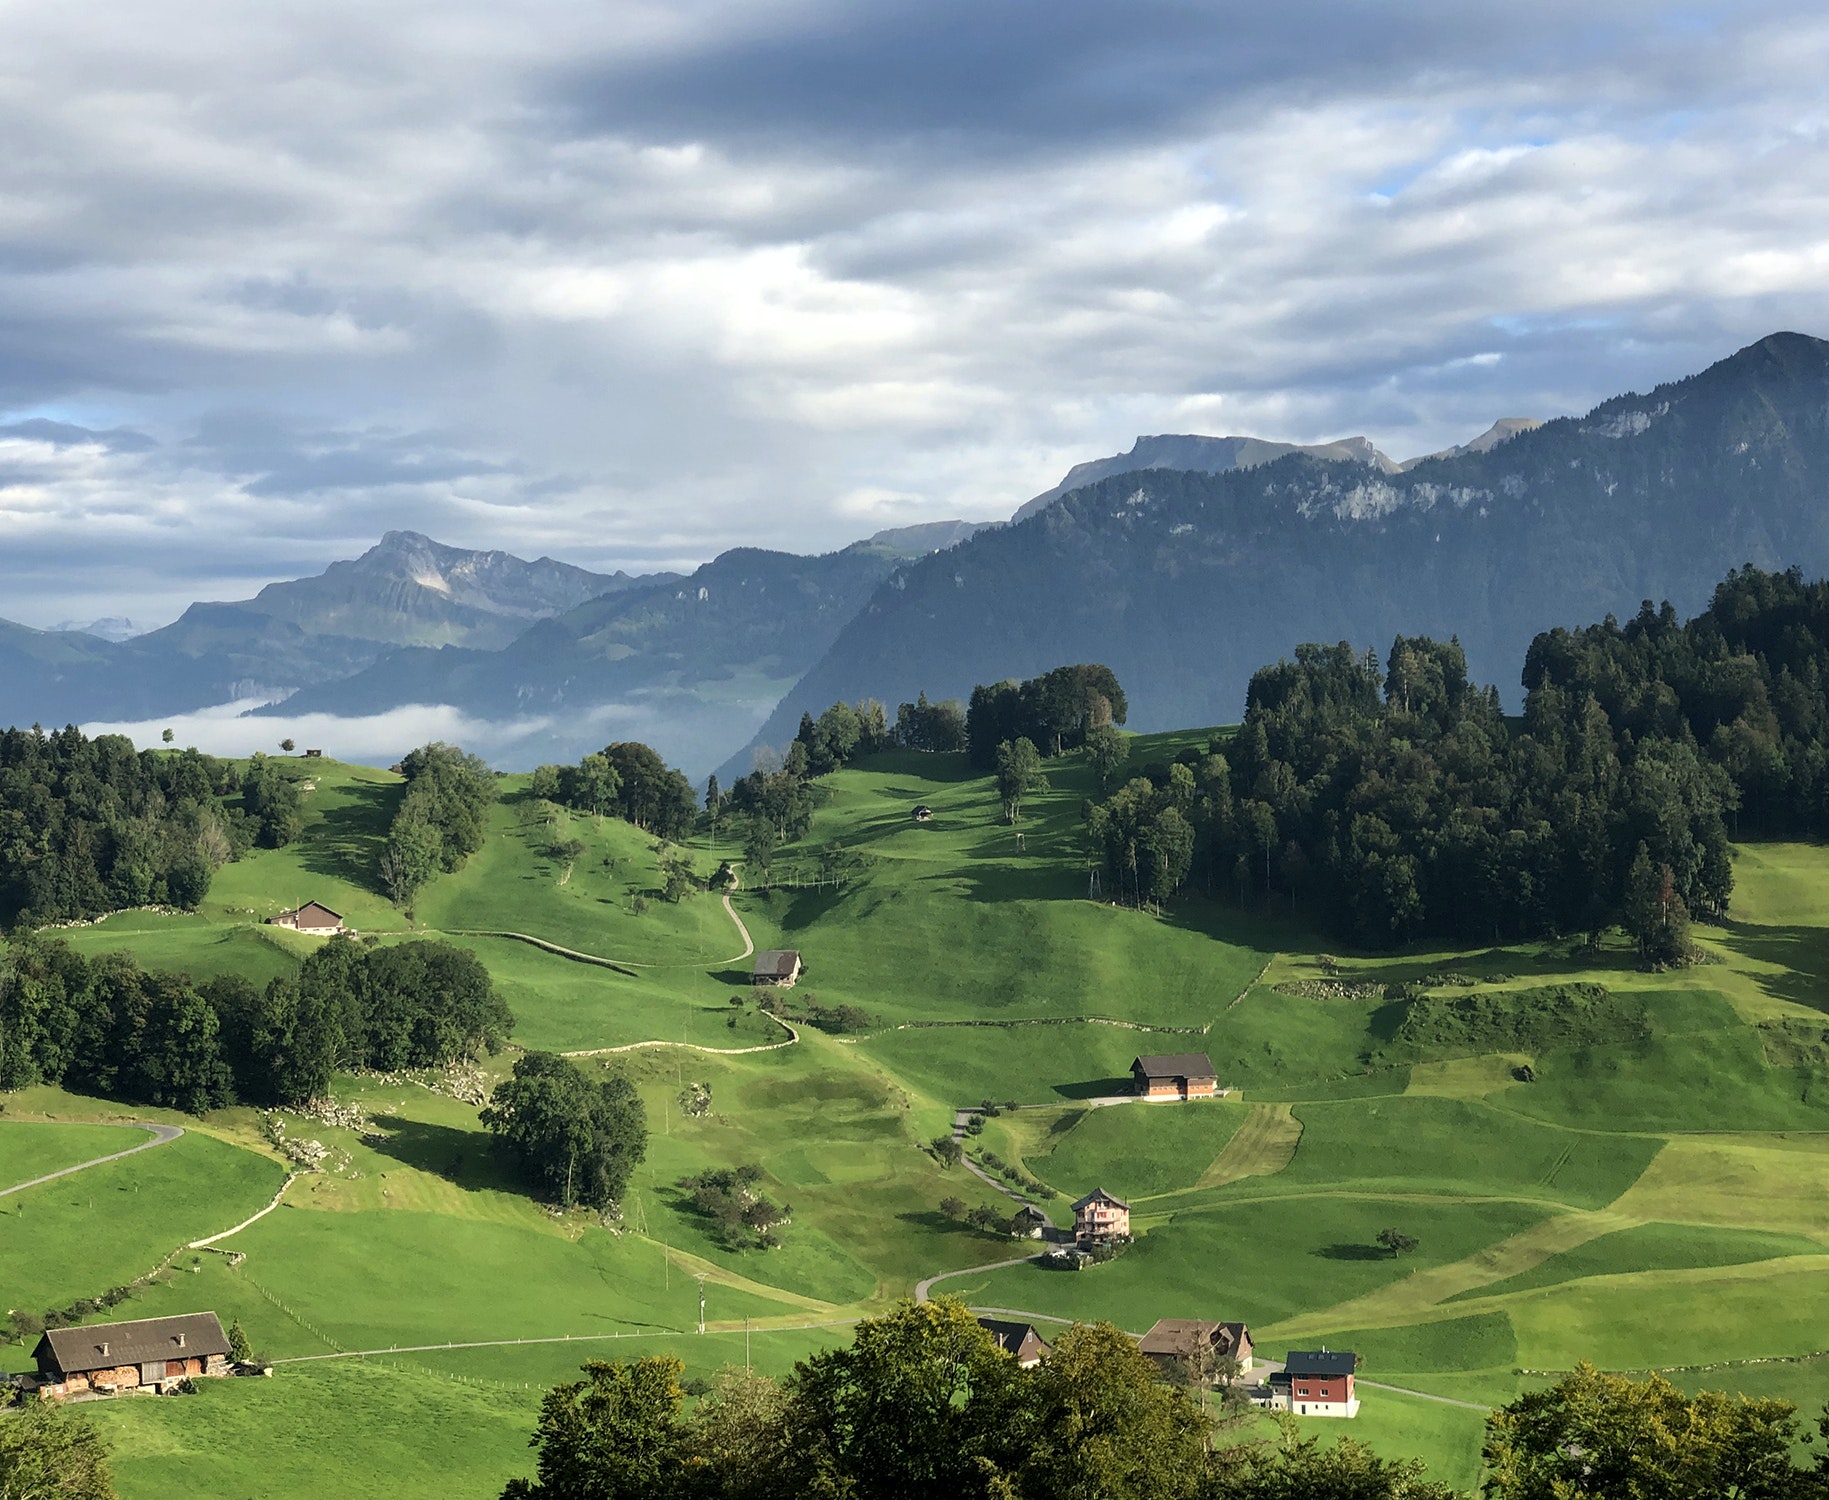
[12,733,1829,1495]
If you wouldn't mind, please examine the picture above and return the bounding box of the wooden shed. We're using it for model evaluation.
[269,900,349,936]
[752,950,803,987]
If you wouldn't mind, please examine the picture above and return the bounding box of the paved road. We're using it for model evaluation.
[1358,1378,1492,1412]
[0,1122,184,1199]
[914,1253,1050,1304]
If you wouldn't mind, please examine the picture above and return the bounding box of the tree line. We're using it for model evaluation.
[0,933,510,1111]
[0,727,304,926]
[380,742,499,906]
[499,1300,1829,1500]
[1082,568,1829,947]
[481,1050,647,1210]
[532,742,701,843]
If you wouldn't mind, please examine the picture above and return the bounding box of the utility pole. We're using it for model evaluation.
[697,1275,708,1335]
[745,1316,751,1370]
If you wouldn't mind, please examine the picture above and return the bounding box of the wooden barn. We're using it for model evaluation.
[1138,1318,1254,1376]
[268,900,349,936]
[752,950,803,987]
[30,1312,233,1399]
[1130,1052,1219,1099]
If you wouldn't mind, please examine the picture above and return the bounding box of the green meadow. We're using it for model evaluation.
[12,737,1829,1494]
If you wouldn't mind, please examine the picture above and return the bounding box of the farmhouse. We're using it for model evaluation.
[1267,1349,1359,1417]
[911,804,934,822]
[752,950,803,987]
[30,1312,233,1399]
[268,900,349,935]
[1012,1203,1051,1238]
[978,1318,1049,1367]
[1138,1318,1253,1376]
[1131,1052,1218,1099]
[1070,1186,1130,1244]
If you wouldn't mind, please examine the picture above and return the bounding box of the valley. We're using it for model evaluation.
[8,735,1829,1494]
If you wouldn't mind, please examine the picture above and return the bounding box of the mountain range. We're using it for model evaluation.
[733,331,1829,775]
[6,332,1827,777]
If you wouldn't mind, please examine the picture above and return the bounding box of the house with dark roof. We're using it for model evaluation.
[1267,1349,1359,1417]
[752,950,803,987]
[1131,1053,1218,1099]
[1070,1186,1130,1244]
[269,900,349,936]
[1138,1318,1254,1377]
[978,1318,1049,1368]
[30,1313,233,1398]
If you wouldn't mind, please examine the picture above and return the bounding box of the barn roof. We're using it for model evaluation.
[1138,1318,1252,1356]
[977,1318,1048,1358]
[1131,1052,1216,1079]
[35,1312,230,1374]
[752,950,801,978]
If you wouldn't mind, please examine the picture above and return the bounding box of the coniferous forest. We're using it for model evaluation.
[1088,565,1829,948]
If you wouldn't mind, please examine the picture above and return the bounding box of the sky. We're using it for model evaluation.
[3,0,1828,629]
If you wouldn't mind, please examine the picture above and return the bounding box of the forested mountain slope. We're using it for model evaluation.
[738,332,1829,771]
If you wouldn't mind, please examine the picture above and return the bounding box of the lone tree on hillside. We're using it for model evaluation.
[995,737,1047,824]
[1376,1228,1419,1257]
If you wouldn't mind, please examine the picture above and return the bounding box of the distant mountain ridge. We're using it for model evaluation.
[732,332,1829,775]
[267,539,940,772]
[1012,433,1403,521]
[237,529,661,651]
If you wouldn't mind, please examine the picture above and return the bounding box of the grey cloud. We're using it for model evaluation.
[0,0,1824,628]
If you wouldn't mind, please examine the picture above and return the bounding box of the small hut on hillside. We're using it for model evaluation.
[752,950,803,987]
[269,901,350,936]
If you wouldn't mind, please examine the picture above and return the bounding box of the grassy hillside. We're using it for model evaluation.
[14,735,1829,1494]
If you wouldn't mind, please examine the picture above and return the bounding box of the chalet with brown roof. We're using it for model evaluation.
[1070,1186,1130,1244]
[268,900,349,936]
[978,1318,1049,1368]
[31,1313,232,1399]
[752,950,803,987]
[1138,1318,1254,1377]
[1131,1052,1218,1099]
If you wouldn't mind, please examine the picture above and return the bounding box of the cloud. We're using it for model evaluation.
[82,698,667,775]
[1,0,1828,626]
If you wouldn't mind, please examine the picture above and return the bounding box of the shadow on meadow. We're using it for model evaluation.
[367,1115,523,1195]
[292,779,399,894]
[1051,1077,1136,1100]
[1314,1243,1394,1262]
[1715,919,1829,1015]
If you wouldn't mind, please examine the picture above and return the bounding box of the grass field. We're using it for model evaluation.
[0,1121,158,1190]
[15,739,1829,1494]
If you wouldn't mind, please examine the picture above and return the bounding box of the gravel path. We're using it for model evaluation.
[0,1122,183,1199]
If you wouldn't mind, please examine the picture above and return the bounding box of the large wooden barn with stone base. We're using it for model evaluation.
[1131,1052,1219,1099]
[29,1312,233,1398]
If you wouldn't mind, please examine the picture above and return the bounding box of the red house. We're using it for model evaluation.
[1269,1349,1358,1417]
